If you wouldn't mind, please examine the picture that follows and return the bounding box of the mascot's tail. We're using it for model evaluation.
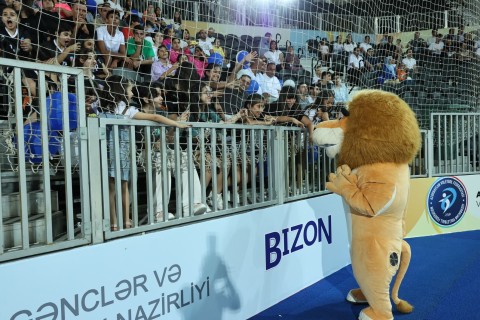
[391,240,413,314]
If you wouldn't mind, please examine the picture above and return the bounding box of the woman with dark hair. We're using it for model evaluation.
[101,76,190,230]
[189,82,244,210]
[264,40,284,72]
[151,44,179,81]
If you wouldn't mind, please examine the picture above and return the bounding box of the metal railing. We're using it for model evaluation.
[0,58,90,262]
[430,113,480,176]
[3,59,480,263]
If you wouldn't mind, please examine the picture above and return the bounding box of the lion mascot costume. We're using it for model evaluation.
[312,89,421,320]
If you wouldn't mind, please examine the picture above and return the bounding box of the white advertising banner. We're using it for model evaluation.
[0,194,351,320]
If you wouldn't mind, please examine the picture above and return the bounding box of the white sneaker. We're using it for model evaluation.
[215,193,224,210]
[155,212,175,222]
[193,203,208,215]
[206,193,224,210]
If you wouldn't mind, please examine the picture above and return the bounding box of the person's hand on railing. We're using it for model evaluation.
[178,110,190,122]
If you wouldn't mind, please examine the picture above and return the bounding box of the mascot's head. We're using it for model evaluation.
[313,89,421,170]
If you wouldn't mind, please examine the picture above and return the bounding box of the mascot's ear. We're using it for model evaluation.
[312,118,348,159]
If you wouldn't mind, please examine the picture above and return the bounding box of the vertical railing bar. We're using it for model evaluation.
[37,71,53,244]
[15,68,30,249]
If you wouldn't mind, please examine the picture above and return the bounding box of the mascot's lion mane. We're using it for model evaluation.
[339,89,421,169]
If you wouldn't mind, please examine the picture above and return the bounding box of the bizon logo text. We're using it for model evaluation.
[264,216,332,270]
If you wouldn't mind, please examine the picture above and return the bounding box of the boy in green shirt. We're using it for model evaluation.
[126,25,154,74]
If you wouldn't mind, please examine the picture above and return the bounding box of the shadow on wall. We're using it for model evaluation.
[181,234,241,320]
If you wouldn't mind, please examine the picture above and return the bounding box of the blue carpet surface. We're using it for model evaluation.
[250,230,480,320]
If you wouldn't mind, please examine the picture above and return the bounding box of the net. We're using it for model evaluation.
[0,0,480,172]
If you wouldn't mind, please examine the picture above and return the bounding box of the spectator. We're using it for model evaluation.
[106,0,123,18]
[427,29,438,46]
[134,82,207,219]
[192,45,208,78]
[332,74,348,107]
[402,49,417,73]
[53,0,72,19]
[406,31,427,54]
[364,47,382,72]
[258,32,272,57]
[0,6,36,62]
[162,26,175,49]
[36,0,61,43]
[343,33,356,55]
[296,82,313,110]
[94,1,110,26]
[258,62,281,103]
[196,28,214,56]
[212,38,226,60]
[189,82,245,210]
[143,3,157,30]
[102,76,189,231]
[66,0,95,42]
[126,25,155,72]
[151,45,178,81]
[121,13,141,42]
[151,31,164,58]
[428,34,445,57]
[303,89,334,126]
[264,40,284,71]
[359,35,373,55]
[317,71,333,91]
[284,45,304,73]
[173,10,182,29]
[169,37,191,64]
[38,21,79,67]
[311,65,323,85]
[397,62,408,82]
[206,26,216,43]
[347,47,365,86]
[180,28,193,50]
[378,56,397,85]
[332,34,344,57]
[378,33,389,45]
[395,38,404,60]
[378,35,396,59]
[318,38,330,65]
[96,9,127,68]
[121,0,138,27]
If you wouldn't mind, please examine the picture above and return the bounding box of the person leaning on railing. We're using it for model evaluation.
[99,75,190,231]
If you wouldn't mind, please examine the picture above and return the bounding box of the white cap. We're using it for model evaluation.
[283,79,296,88]
[236,69,252,80]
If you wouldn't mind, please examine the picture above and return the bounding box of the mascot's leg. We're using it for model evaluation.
[391,240,413,313]
[351,239,401,320]
[347,240,413,313]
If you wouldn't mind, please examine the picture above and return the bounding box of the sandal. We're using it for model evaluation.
[111,224,118,231]
[124,220,132,229]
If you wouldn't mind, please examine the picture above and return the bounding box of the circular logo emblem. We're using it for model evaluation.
[427,177,468,227]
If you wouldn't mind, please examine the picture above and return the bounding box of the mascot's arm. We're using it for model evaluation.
[326,165,397,217]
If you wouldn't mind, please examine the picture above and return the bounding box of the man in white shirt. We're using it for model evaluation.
[206,27,216,43]
[359,35,373,55]
[258,62,281,102]
[427,29,438,46]
[402,49,417,71]
[428,35,444,56]
[347,47,365,86]
[197,29,214,56]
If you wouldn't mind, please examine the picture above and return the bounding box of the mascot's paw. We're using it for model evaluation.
[395,300,413,314]
[326,165,358,194]
[346,289,368,304]
[358,310,374,320]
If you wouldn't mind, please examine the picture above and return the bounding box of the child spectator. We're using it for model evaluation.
[96,9,127,68]
[126,25,155,72]
[102,75,190,230]
[192,45,208,78]
[151,45,179,81]
[134,82,208,219]
[189,82,245,210]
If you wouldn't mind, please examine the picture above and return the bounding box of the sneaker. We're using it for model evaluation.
[207,193,224,210]
[183,203,208,216]
[155,211,175,222]
[193,203,208,215]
